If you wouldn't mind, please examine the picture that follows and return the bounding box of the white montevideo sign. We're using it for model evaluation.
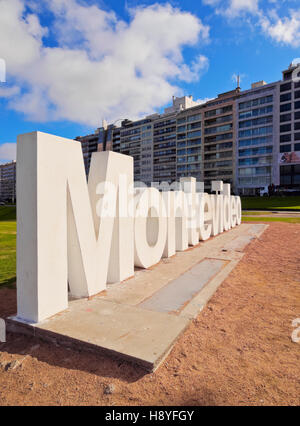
[16,132,242,324]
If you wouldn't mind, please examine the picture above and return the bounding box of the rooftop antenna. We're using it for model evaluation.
[237,74,240,89]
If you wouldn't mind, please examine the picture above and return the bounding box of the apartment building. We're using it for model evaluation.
[76,62,300,194]
[0,161,16,202]
[278,64,300,188]
[75,130,103,176]
[235,81,279,195]
[203,89,239,191]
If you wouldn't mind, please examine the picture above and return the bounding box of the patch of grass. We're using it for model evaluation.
[242,216,300,223]
[241,196,300,211]
[0,221,16,288]
[0,206,16,221]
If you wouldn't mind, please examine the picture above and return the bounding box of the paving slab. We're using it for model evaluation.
[139,259,226,314]
[7,223,268,372]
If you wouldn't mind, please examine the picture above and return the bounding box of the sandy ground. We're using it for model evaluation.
[0,222,299,406]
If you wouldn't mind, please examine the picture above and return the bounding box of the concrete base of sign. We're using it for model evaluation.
[7,224,267,372]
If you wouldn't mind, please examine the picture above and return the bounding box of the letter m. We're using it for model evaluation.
[16,132,134,323]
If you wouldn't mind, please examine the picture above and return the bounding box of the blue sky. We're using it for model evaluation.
[0,0,300,163]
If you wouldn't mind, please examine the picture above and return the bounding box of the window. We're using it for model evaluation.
[295,133,300,141]
[187,121,201,130]
[204,142,232,152]
[239,136,273,147]
[187,113,202,123]
[239,126,272,138]
[280,113,291,122]
[239,157,272,166]
[205,115,232,127]
[239,167,271,177]
[295,111,300,120]
[239,116,272,128]
[295,122,300,131]
[280,165,300,186]
[239,106,273,120]
[204,133,233,144]
[187,130,201,139]
[280,103,291,112]
[280,134,291,143]
[295,101,300,110]
[177,125,186,132]
[205,124,232,135]
[280,93,292,102]
[187,138,201,146]
[280,82,292,92]
[239,95,273,110]
[295,143,300,151]
[295,90,300,99]
[239,147,272,157]
[280,144,291,153]
[205,105,232,117]
[177,117,186,124]
[280,124,291,133]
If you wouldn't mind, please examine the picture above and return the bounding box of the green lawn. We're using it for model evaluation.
[0,205,16,221]
[0,220,16,288]
[242,216,300,223]
[241,196,300,211]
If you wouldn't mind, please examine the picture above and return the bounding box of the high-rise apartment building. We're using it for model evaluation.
[0,161,16,202]
[76,62,300,194]
[279,64,300,188]
[235,81,279,195]
[203,89,239,191]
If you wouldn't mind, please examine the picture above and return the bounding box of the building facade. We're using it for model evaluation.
[0,161,16,202]
[278,64,300,188]
[76,63,300,194]
[235,81,280,195]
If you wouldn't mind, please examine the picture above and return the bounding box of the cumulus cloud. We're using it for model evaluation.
[203,0,259,18]
[203,0,300,47]
[0,86,20,98]
[0,143,16,164]
[260,9,300,47]
[0,0,210,125]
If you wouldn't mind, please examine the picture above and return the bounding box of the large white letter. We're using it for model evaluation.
[17,132,133,323]
[134,188,167,268]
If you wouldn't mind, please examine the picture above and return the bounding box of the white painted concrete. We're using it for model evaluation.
[16,131,242,324]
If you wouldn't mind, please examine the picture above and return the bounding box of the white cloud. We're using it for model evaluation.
[0,0,210,125]
[203,0,259,18]
[203,0,300,47]
[195,97,213,104]
[0,143,16,164]
[231,73,246,85]
[0,86,20,98]
[260,9,300,47]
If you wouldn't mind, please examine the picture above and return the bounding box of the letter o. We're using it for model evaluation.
[134,188,167,268]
